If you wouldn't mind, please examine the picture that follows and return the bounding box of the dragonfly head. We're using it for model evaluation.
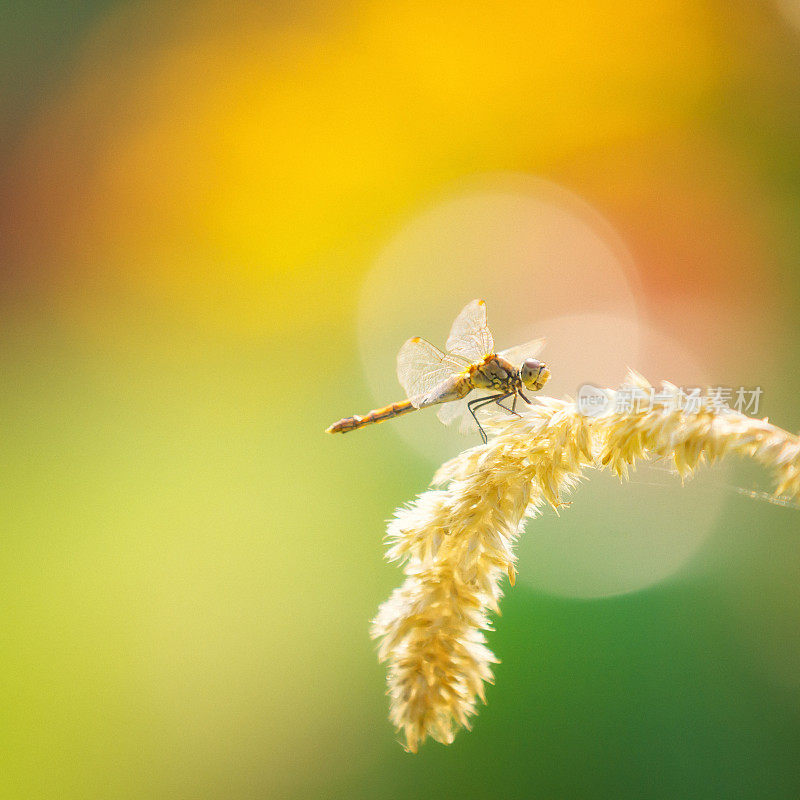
[520,358,550,392]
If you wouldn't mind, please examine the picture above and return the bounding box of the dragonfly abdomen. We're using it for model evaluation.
[326,400,416,434]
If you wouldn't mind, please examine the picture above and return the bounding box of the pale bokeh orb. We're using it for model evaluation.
[358,174,640,463]
[359,174,729,598]
[516,323,731,598]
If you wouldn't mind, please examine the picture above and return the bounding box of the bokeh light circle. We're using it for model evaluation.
[516,322,731,598]
[359,175,730,598]
[358,174,641,464]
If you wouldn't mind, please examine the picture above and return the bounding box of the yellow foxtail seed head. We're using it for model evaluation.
[372,371,800,750]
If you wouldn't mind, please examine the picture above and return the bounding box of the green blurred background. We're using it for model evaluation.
[2,1,800,798]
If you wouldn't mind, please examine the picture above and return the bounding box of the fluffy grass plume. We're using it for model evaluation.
[371,372,800,752]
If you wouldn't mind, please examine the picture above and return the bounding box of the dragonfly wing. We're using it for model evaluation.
[497,337,546,367]
[397,337,468,408]
[445,299,495,362]
[437,395,470,426]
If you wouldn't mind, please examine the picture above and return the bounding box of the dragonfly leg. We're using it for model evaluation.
[518,388,531,405]
[467,393,504,444]
[495,393,522,418]
[468,392,523,441]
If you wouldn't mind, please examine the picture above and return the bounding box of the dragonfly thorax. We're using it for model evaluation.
[470,355,520,392]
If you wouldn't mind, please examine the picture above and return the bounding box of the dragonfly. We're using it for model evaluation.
[326,299,551,443]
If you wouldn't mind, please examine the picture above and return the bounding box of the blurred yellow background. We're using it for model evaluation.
[2,1,800,797]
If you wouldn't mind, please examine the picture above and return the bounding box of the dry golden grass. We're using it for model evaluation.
[371,372,800,751]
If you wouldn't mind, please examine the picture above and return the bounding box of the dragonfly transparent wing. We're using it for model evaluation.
[445,299,494,362]
[437,389,488,434]
[397,337,469,408]
[497,337,545,367]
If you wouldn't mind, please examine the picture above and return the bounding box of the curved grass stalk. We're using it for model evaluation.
[370,372,800,751]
